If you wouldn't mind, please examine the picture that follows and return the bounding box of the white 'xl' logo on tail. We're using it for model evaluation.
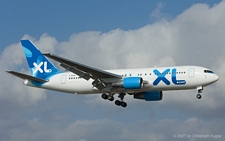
[33,61,52,74]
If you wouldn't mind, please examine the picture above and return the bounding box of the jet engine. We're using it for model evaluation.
[133,91,163,101]
[112,77,143,89]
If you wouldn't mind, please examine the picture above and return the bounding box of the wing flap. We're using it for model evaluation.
[6,71,48,83]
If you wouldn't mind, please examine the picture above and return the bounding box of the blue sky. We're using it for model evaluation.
[0,0,221,48]
[1,0,225,141]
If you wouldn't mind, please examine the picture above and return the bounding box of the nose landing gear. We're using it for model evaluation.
[196,86,203,99]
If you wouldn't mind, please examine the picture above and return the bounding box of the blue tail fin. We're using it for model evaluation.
[21,40,61,79]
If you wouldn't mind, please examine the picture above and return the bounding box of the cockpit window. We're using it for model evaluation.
[204,70,214,74]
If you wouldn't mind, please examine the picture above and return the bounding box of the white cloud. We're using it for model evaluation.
[3,118,224,141]
[0,42,47,108]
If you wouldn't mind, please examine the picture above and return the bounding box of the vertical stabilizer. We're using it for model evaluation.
[21,40,60,79]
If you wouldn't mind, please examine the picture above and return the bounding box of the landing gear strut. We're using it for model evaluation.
[115,93,127,107]
[196,86,203,99]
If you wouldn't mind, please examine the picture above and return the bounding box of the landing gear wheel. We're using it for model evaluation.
[121,102,127,107]
[115,100,121,106]
[196,94,202,99]
[108,96,114,101]
[116,93,127,107]
[101,93,108,100]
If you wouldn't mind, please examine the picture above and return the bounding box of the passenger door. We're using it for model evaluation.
[61,75,66,84]
[188,68,195,78]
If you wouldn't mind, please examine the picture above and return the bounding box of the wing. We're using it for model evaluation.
[44,53,122,90]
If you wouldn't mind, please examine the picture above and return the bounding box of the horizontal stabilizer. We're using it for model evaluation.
[6,71,48,83]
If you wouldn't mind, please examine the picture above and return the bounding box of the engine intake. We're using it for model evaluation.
[134,91,163,101]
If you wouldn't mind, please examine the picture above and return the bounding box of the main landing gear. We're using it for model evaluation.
[101,93,127,107]
[196,86,203,99]
[115,93,127,107]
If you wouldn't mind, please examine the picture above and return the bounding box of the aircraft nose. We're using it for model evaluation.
[214,74,219,82]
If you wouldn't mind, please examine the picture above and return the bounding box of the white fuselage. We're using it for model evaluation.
[24,66,219,94]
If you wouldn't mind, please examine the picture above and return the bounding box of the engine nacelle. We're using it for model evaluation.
[133,91,163,101]
[112,77,143,89]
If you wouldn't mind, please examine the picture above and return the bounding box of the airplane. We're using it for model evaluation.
[7,40,219,107]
